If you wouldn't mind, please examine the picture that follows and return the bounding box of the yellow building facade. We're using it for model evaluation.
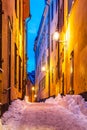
[66,0,87,94]
[0,0,30,115]
[57,0,87,98]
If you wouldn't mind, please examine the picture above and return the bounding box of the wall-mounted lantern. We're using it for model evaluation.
[53,30,60,41]
[53,30,67,44]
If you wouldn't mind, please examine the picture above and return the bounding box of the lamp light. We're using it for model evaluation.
[53,30,59,41]
[53,30,67,44]
[34,94,37,98]
[0,68,4,73]
[32,87,35,91]
[41,66,46,72]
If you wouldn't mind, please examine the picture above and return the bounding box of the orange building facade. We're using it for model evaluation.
[56,0,87,98]
[0,0,30,115]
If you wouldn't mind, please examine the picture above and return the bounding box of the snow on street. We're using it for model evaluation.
[1,94,87,130]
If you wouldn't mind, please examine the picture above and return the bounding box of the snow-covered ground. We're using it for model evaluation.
[0,94,87,130]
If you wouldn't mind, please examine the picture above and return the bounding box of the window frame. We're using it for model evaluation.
[39,76,46,91]
[51,1,54,21]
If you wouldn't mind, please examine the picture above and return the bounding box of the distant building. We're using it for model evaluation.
[34,0,87,101]
[26,71,35,102]
[0,0,30,116]
[28,71,35,85]
[34,0,58,101]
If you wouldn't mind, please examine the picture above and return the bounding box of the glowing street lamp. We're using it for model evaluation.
[53,30,60,41]
[32,87,35,91]
[34,94,37,98]
[41,66,46,72]
[53,30,67,44]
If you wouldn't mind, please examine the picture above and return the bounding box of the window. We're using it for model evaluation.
[19,56,22,92]
[38,61,41,75]
[70,51,74,93]
[68,0,73,14]
[52,67,54,83]
[47,56,49,67]
[42,52,46,66]
[56,64,58,83]
[56,0,58,12]
[55,41,57,49]
[62,48,64,62]
[62,73,64,95]
[47,42,49,49]
[59,0,64,30]
[59,52,62,78]
[19,0,21,31]
[51,37,53,52]
[8,17,11,92]
[39,76,46,90]
[14,43,17,86]
[37,66,39,76]
[58,42,60,79]
[46,14,49,25]
[47,9,50,49]
[47,35,49,49]
[51,1,54,21]
[15,0,17,16]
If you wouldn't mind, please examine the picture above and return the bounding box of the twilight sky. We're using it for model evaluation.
[26,0,45,73]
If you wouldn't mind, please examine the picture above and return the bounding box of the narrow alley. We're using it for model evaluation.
[1,0,87,129]
[1,94,87,130]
